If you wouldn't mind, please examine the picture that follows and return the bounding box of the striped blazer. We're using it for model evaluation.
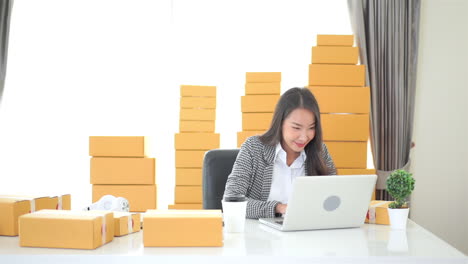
[224,136,336,219]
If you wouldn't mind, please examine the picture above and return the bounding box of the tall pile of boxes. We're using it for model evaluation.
[90,136,156,212]
[237,72,281,147]
[170,85,220,209]
[308,35,376,177]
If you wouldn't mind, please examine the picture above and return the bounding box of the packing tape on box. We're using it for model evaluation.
[101,216,107,245]
[0,196,36,213]
[368,201,389,224]
[57,196,63,210]
[127,215,133,234]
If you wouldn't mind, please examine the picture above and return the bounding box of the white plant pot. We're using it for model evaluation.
[387,207,410,230]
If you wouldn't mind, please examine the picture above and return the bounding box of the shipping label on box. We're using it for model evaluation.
[245,82,281,95]
[312,46,359,64]
[309,86,370,114]
[89,136,148,157]
[241,95,280,113]
[174,133,220,150]
[92,185,157,212]
[90,157,156,185]
[246,72,281,83]
[309,64,365,87]
[143,210,223,247]
[113,212,141,236]
[365,200,391,225]
[180,85,216,97]
[317,35,354,46]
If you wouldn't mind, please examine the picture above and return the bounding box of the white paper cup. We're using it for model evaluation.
[222,196,247,233]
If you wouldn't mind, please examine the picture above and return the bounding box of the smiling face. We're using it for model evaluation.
[280,108,316,156]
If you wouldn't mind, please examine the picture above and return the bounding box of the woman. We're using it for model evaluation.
[224,87,336,219]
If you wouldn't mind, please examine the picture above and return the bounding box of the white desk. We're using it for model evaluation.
[0,219,466,264]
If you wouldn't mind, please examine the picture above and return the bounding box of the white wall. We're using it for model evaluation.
[410,0,468,255]
[0,0,351,210]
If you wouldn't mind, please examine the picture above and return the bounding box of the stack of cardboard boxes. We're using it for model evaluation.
[90,136,156,212]
[170,85,220,209]
[237,72,281,147]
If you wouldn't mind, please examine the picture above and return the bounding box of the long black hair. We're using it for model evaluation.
[259,87,330,175]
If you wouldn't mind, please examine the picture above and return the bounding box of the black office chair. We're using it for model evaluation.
[202,149,240,209]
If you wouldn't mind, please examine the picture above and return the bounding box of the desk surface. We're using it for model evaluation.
[0,219,466,264]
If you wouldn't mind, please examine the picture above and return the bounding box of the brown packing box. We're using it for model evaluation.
[309,64,365,86]
[0,194,71,211]
[365,200,391,225]
[89,136,148,157]
[174,133,220,150]
[325,141,367,168]
[317,35,354,46]
[242,112,273,131]
[237,131,265,148]
[19,210,114,249]
[143,210,223,247]
[0,198,31,236]
[309,86,370,114]
[113,212,141,237]
[55,194,72,210]
[92,185,157,212]
[180,108,216,121]
[168,204,203,210]
[321,114,369,141]
[337,169,376,175]
[180,97,216,109]
[90,157,156,185]
[175,150,206,168]
[175,186,202,204]
[179,121,215,132]
[245,82,281,95]
[180,85,216,97]
[176,168,202,186]
[312,46,359,64]
[241,95,280,113]
[246,72,281,83]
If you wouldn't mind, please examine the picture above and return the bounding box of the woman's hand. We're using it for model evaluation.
[275,203,288,214]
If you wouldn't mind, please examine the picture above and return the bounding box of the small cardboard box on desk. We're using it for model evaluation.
[143,209,223,247]
[19,210,114,250]
[365,200,392,225]
[113,212,141,237]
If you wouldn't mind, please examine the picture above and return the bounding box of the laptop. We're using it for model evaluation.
[259,175,377,231]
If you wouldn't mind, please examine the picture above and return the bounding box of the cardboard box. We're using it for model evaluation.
[143,210,223,247]
[19,210,114,249]
[317,35,354,46]
[321,114,369,141]
[245,82,281,95]
[176,168,202,186]
[54,194,72,210]
[89,136,148,157]
[241,95,280,113]
[175,150,206,168]
[309,64,365,86]
[168,204,203,210]
[242,112,273,131]
[174,133,220,150]
[325,141,367,168]
[312,46,359,64]
[0,195,69,211]
[365,200,391,225]
[246,72,281,83]
[92,185,157,212]
[175,186,202,204]
[309,86,370,114]
[237,130,265,147]
[180,97,216,109]
[90,157,155,185]
[180,85,216,97]
[180,108,216,121]
[113,212,141,236]
[179,121,215,132]
[0,198,31,236]
[337,169,376,175]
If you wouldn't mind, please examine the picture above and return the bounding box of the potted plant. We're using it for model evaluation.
[386,169,416,229]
